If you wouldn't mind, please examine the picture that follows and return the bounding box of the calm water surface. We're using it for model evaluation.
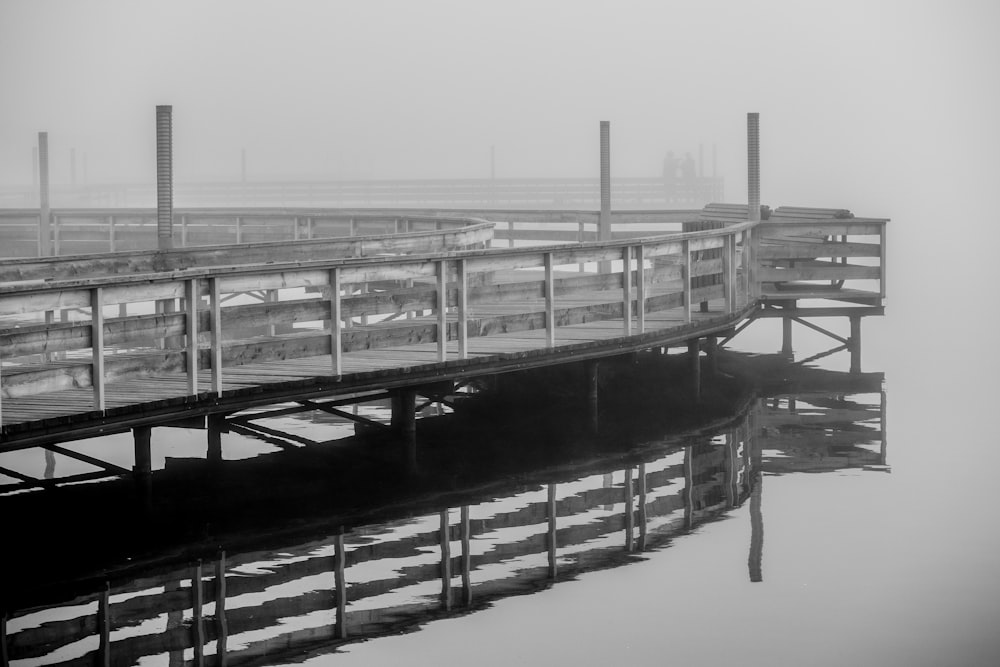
[5,212,1000,667]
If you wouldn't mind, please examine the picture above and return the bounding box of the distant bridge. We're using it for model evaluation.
[0,204,886,486]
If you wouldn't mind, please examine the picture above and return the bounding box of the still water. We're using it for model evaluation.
[3,270,1000,667]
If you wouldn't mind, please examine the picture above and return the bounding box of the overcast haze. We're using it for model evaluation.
[1,0,997,215]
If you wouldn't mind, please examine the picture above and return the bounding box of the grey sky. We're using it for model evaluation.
[1,0,998,217]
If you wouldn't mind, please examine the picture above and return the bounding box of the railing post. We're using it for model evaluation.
[636,244,646,333]
[38,131,52,256]
[723,233,734,313]
[880,223,887,299]
[437,260,447,361]
[683,239,692,323]
[622,246,633,336]
[544,252,556,347]
[91,287,105,409]
[458,258,469,359]
[330,268,342,375]
[209,277,223,394]
[186,278,199,395]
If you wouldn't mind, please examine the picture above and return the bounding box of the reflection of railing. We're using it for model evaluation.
[2,385,888,666]
[3,421,755,666]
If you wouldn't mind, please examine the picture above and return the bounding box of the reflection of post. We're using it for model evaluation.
[192,561,205,667]
[547,484,558,578]
[215,552,229,666]
[1,612,8,667]
[781,317,793,356]
[683,446,694,529]
[880,389,888,466]
[724,433,735,508]
[439,510,452,610]
[849,316,862,374]
[460,505,472,605]
[624,466,634,551]
[637,463,647,551]
[98,582,111,667]
[166,578,184,667]
[748,403,764,582]
[749,473,764,583]
[334,530,347,639]
[44,449,56,479]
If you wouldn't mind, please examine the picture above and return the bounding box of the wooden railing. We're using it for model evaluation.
[0,209,493,259]
[0,221,756,426]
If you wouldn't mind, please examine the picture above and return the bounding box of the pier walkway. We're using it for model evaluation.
[0,206,886,458]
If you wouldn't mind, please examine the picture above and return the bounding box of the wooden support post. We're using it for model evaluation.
[185,279,199,394]
[688,338,701,402]
[436,261,447,362]
[207,414,224,464]
[392,388,418,471]
[440,510,452,610]
[91,287,105,410]
[585,360,599,433]
[781,317,793,356]
[97,582,111,667]
[547,483,558,578]
[544,252,555,347]
[134,426,152,477]
[215,552,229,663]
[622,246,633,336]
[209,278,223,394]
[850,315,862,374]
[457,258,468,359]
[460,505,472,605]
[334,530,347,639]
[683,240,692,323]
[705,336,718,377]
[329,268,342,375]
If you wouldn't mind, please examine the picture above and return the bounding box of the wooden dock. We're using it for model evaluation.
[0,205,886,456]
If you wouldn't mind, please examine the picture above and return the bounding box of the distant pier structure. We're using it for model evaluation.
[0,174,725,209]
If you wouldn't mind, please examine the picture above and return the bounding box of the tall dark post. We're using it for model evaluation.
[38,131,51,256]
[747,113,760,222]
[849,316,862,373]
[156,105,174,250]
[599,120,611,242]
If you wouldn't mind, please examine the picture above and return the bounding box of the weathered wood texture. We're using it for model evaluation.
[0,207,886,441]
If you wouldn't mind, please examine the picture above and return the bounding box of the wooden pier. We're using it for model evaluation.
[0,204,886,477]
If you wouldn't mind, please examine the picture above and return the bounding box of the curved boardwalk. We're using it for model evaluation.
[0,207,886,452]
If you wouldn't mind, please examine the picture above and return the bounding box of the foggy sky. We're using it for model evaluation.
[1,0,998,218]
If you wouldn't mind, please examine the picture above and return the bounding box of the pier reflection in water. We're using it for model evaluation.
[2,376,885,667]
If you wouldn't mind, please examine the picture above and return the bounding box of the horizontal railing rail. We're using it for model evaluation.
[0,222,757,428]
